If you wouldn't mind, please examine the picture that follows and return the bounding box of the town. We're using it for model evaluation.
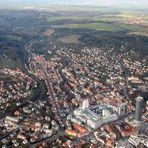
[0,39,147,148]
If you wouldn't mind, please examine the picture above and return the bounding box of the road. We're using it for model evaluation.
[41,64,62,122]
[120,58,129,100]
[25,38,63,124]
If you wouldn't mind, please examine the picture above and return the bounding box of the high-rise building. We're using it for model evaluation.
[135,96,144,122]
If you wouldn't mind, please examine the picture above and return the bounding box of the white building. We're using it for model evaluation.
[5,116,19,124]
[72,100,118,129]
[102,109,118,123]
[82,99,89,110]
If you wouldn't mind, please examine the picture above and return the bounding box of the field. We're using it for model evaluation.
[43,28,55,37]
[57,34,80,44]
[47,12,148,35]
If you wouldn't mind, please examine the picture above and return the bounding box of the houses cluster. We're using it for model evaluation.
[0,68,35,112]
[0,99,61,148]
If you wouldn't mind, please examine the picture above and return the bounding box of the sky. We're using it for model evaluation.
[48,0,148,6]
[0,0,148,7]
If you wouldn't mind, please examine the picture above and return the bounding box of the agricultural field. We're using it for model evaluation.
[47,12,148,35]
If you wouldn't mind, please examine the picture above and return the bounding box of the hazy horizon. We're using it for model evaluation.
[0,0,148,8]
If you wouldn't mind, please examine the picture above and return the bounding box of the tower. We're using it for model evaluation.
[118,103,128,117]
[135,96,144,122]
[82,99,89,110]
